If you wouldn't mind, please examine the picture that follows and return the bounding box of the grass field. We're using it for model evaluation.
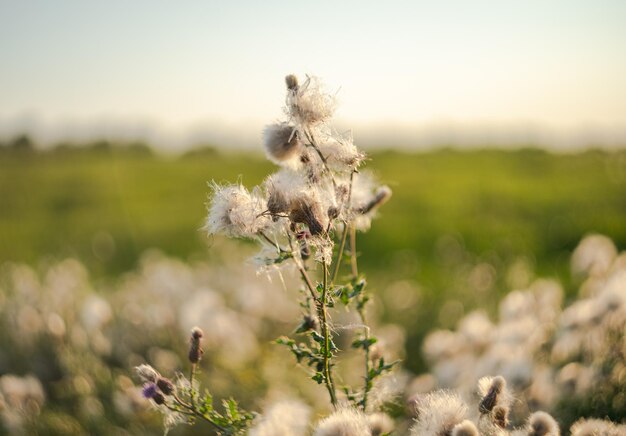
[1,144,626,371]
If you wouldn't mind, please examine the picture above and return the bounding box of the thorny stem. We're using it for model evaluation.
[189,363,197,410]
[287,234,318,302]
[320,261,338,407]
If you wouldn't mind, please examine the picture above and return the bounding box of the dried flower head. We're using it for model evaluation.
[570,418,624,436]
[286,75,337,127]
[135,364,159,383]
[478,376,506,414]
[249,400,311,436]
[368,412,394,436]
[528,411,559,436]
[206,183,269,238]
[263,123,301,165]
[313,407,371,436]
[452,420,479,436]
[410,390,467,436]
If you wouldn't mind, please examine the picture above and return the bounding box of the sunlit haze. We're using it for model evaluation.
[1,0,625,149]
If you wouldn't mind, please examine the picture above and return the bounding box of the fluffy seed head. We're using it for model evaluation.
[263,123,301,164]
[135,364,159,383]
[368,413,394,436]
[249,400,311,436]
[478,376,506,414]
[313,407,371,436]
[452,420,479,436]
[410,390,467,436]
[528,411,559,436]
[570,418,623,436]
[286,76,336,127]
[206,183,269,238]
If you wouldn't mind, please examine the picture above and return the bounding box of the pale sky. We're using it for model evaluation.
[1,1,625,149]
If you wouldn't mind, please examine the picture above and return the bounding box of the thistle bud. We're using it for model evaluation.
[188,327,204,364]
[156,377,175,396]
[285,74,299,91]
[153,392,165,405]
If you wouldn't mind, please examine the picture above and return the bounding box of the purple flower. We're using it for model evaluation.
[142,383,158,399]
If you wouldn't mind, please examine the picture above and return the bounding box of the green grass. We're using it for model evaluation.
[2,145,626,372]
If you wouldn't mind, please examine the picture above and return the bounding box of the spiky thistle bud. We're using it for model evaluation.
[153,392,165,405]
[188,327,204,364]
[479,376,506,414]
[285,74,299,91]
[156,377,175,396]
[528,411,560,436]
[452,420,479,436]
[263,123,301,164]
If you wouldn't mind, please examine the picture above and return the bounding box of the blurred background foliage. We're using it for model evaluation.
[2,138,625,376]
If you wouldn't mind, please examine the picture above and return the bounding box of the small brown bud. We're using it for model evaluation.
[156,377,175,396]
[303,315,318,331]
[285,74,299,91]
[189,327,204,364]
[153,392,165,405]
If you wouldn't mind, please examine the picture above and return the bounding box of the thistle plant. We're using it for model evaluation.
[207,73,395,411]
[133,74,394,434]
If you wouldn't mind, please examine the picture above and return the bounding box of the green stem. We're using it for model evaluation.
[321,261,337,407]
[189,363,196,410]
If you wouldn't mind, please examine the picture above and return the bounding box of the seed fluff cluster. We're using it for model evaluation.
[205,74,390,267]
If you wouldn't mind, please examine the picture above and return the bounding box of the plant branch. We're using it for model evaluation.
[320,261,338,407]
